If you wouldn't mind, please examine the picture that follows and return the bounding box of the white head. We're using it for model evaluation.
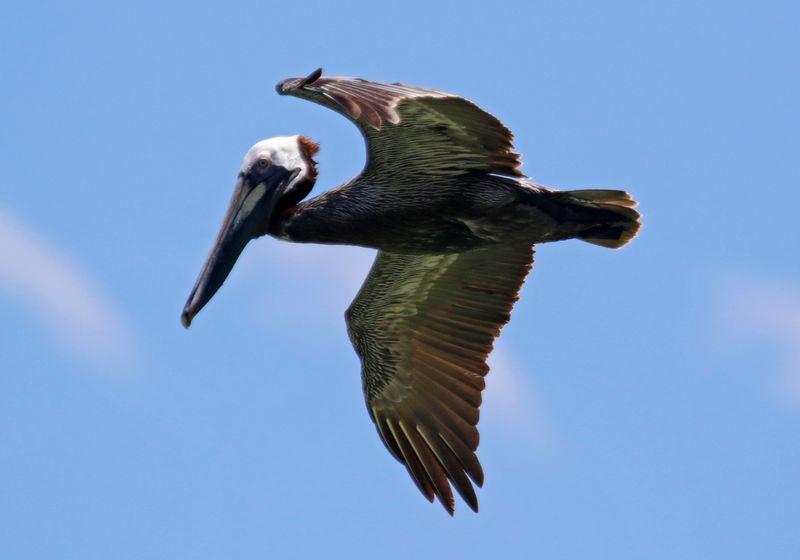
[181,134,319,328]
[240,135,319,192]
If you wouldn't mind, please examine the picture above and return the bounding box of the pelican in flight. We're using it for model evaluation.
[181,69,640,514]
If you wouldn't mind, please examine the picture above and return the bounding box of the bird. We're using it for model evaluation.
[181,68,641,514]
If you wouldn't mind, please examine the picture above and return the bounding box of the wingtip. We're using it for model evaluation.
[466,496,479,514]
[300,67,323,87]
[436,488,456,516]
[439,495,480,515]
[276,68,323,95]
[442,500,455,516]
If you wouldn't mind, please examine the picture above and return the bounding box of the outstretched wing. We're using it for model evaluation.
[276,69,525,180]
[345,244,534,514]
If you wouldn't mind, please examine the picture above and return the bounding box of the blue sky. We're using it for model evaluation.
[1,1,798,558]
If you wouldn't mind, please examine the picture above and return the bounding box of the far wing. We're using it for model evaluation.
[345,244,534,514]
[276,69,525,181]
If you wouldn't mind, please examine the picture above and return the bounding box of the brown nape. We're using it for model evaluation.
[266,136,320,235]
[298,135,319,183]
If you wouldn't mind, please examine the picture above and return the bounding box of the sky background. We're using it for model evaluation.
[1,1,798,558]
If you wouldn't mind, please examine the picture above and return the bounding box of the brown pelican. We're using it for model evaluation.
[181,69,640,514]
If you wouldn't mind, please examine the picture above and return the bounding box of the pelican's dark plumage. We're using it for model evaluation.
[181,69,641,514]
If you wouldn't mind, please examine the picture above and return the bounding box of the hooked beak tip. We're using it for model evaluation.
[181,310,193,329]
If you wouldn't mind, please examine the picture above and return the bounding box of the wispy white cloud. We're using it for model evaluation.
[720,274,800,402]
[485,344,546,444]
[0,208,134,369]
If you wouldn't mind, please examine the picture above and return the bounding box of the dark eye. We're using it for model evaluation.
[257,157,270,168]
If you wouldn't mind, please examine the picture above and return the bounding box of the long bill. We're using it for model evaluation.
[181,166,297,328]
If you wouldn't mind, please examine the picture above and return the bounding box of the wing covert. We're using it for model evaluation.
[276,69,525,180]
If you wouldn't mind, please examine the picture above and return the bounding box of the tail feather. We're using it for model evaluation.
[566,189,639,209]
[554,189,641,249]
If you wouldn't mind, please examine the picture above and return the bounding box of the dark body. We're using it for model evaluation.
[274,174,615,254]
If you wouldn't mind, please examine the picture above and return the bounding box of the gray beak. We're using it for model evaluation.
[181,166,298,328]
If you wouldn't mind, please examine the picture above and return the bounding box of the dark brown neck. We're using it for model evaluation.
[266,187,370,247]
[273,177,315,216]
